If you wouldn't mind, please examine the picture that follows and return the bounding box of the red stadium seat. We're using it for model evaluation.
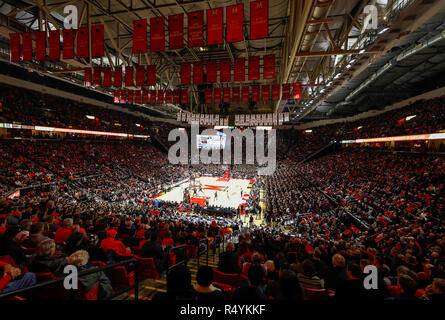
[132,255,159,280]
[112,266,135,292]
[303,287,329,300]
[0,256,15,265]
[186,245,197,259]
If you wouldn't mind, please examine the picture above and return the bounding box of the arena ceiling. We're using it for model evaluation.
[0,0,444,121]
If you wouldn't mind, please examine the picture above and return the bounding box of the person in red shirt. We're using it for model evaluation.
[100,229,131,257]
[0,261,36,293]
[54,218,73,244]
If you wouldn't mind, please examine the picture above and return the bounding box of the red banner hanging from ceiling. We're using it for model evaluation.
[206,60,217,83]
[133,19,147,53]
[114,66,122,87]
[21,32,32,61]
[220,59,231,82]
[293,82,302,99]
[147,65,156,86]
[157,90,164,104]
[226,4,243,43]
[272,84,280,100]
[134,90,141,104]
[234,58,245,82]
[91,25,104,57]
[205,88,213,103]
[93,67,102,86]
[165,90,172,104]
[261,85,270,101]
[223,87,231,102]
[128,90,134,104]
[282,84,290,100]
[169,14,184,50]
[62,29,74,59]
[263,54,275,79]
[207,8,223,46]
[232,87,240,102]
[181,63,191,85]
[84,68,92,87]
[188,11,203,48]
[103,68,112,87]
[125,66,134,87]
[242,86,250,102]
[248,56,260,80]
[136,66,145,87]
[76,27,88,59]
[173,89,180,104]
[114,90,120,103]
[142,89,149,104]
[150,17,165,52]
[251,85,260,102]
[9,33,20,62]
[193,61,203,84]
[250,0,268,40]
[49,30,60,60]
[35,31,46,61]
[181,88,188,104]
[214,88,221,103]
[150,90,156,104]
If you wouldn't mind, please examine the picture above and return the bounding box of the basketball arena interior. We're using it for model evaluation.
[0,0,444,311]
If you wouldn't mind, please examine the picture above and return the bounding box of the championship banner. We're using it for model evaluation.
[205,88,213,103]
[188,11,204,48]
[220,59,231,82]
[181,88,188,104]
[9,33,20,62]
[282,84,290,100]
[193,61,204,84]
[272,84,280,100]
[114,90,120,103]
[114,66,122,87]
[142,89,149,104]
[234,58,245,82]
[181,62,191,85]
[261,85,270,101]
[125,66,134,87]
[76,27,89,58]
[263,54,275,79]
[62,29,74,59]
[169,14,184,50]
[232,86,240,102]
[165,90,172,104]
[150,90,156,104]
[207,8,223,45]
[120,90,127,104]
[134,90,141,104]
[35,31,46,61]
[49,30,60,60]
[223,87,231,102]
[250,0,268,40]
[150,17,165,52]
[103,68,112,87]
[133,19,147,53]
[206,60,217,83]
[93,67,102,86]
[248,56,260,80]
[242,86,250,102]
[127,90,134,104]
[84,68,92,87]
[214,88,221,103]
[21,32,32,61]
[157,90,164,104]
[226,4,243,43]
[251,85,260,101]
[91,25,104,57]
[147,65,156,86]
[173,89,180,103]
[293,82,302,99]
[136,66,145,87]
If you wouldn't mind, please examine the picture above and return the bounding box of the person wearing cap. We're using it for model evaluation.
[100,229,131,257]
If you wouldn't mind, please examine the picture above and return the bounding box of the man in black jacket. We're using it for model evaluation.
[141,231,165,272]
[218,242,241,274]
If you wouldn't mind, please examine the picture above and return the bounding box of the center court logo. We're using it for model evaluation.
[168,125,276,176]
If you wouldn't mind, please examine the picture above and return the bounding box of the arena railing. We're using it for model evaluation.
[0,258,139,301]
[196,238,210,268]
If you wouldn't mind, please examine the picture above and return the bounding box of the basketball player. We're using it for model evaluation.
[214,191,218,200]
